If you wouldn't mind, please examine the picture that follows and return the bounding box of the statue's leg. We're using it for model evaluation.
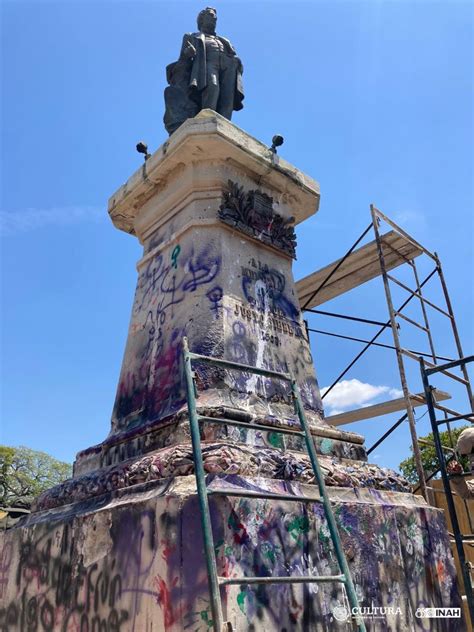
[201,65,220,111]
[217,57,238,120]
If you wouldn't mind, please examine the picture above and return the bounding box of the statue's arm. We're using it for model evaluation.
[179,33,197,61]
[220,37,236,56]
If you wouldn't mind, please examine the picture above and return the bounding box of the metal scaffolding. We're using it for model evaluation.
[297,205,474,501]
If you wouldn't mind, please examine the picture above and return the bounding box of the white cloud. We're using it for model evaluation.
[321,378,403,415]
[0,206,104,235]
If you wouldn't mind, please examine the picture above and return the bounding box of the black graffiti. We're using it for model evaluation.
[4,530,130,632]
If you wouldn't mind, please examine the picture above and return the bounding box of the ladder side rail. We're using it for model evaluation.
[371,204,428,499]
[412,259,438,363]
[435,257,474,410]
[291,378,367,632]
[372,206,437,260]
[419,357,474,623]
[182,338,225,632]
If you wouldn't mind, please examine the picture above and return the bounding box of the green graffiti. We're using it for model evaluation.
[237,587,247,614]
[200,609,213,629]
[287,515,310,542]
[268,432,284,449]
[171,244,181,268]
[319,437,333,454]
[262,542,277,564]
[318,525,331,551]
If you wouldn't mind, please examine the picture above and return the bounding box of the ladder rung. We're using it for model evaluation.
[386,274,453,319]
[197,415,305,437]
[186,351,292,382]
[400,347,423,362]
[424,355,474,375]
[394,311,429,332]
[438,413,474,426]
[218,574,346,586]
[402,350,470,385]
[423,363,469,386]
[207,489,322,504]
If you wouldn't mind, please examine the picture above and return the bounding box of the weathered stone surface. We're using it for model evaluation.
[35,443,409,512]
[0,477,465,631]
[94,110,326,475]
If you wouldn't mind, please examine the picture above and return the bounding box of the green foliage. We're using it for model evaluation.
[0,445,72,508]
[399,425,469,484]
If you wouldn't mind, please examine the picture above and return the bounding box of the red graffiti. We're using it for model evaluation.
[160,539,176,563]
[153,575,180,630]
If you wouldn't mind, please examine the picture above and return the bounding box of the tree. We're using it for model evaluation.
[399,425,469,484]
[0,445,72,509]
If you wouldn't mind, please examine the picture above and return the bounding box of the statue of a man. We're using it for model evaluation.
[164,7,244,135]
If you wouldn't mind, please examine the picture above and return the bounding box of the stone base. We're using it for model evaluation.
[0,476,466,631]
[74,405,367,476]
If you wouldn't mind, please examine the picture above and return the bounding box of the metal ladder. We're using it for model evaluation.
[420,355,474,625]
[182,337,366,632]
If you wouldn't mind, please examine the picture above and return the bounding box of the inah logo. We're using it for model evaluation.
[415,607,461,618]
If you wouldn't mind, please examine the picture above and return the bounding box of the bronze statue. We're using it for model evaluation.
[164,7,244,135]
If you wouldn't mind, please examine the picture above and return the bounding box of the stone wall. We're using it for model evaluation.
[0,477,465,631]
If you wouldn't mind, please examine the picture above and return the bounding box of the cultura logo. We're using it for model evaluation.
[332,605,350,622]
[332,605,403,621]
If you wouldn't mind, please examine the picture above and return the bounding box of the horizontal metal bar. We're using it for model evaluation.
[308,328,453,362]
[197,415,304,437]
[386,274,453,318]
[186,351,291,382]
[394,311,429,332]
[437,413,474,426]
[433,402,467,418]
[304,308,387,327]
[322,267,438,402]
[428,368,469,386]
[405,352,470,386]
[207,489,322,503]
[373,206,437,260]
[425,355,474,376]
[218,574,346,586]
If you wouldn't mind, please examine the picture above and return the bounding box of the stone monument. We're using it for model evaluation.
[0,11,466,632]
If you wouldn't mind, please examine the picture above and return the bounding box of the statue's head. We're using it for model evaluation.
[197,7,217,34]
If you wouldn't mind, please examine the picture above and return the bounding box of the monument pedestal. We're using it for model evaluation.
[0,112,465,631]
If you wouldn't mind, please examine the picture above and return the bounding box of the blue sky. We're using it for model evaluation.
[1,0,473,474]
